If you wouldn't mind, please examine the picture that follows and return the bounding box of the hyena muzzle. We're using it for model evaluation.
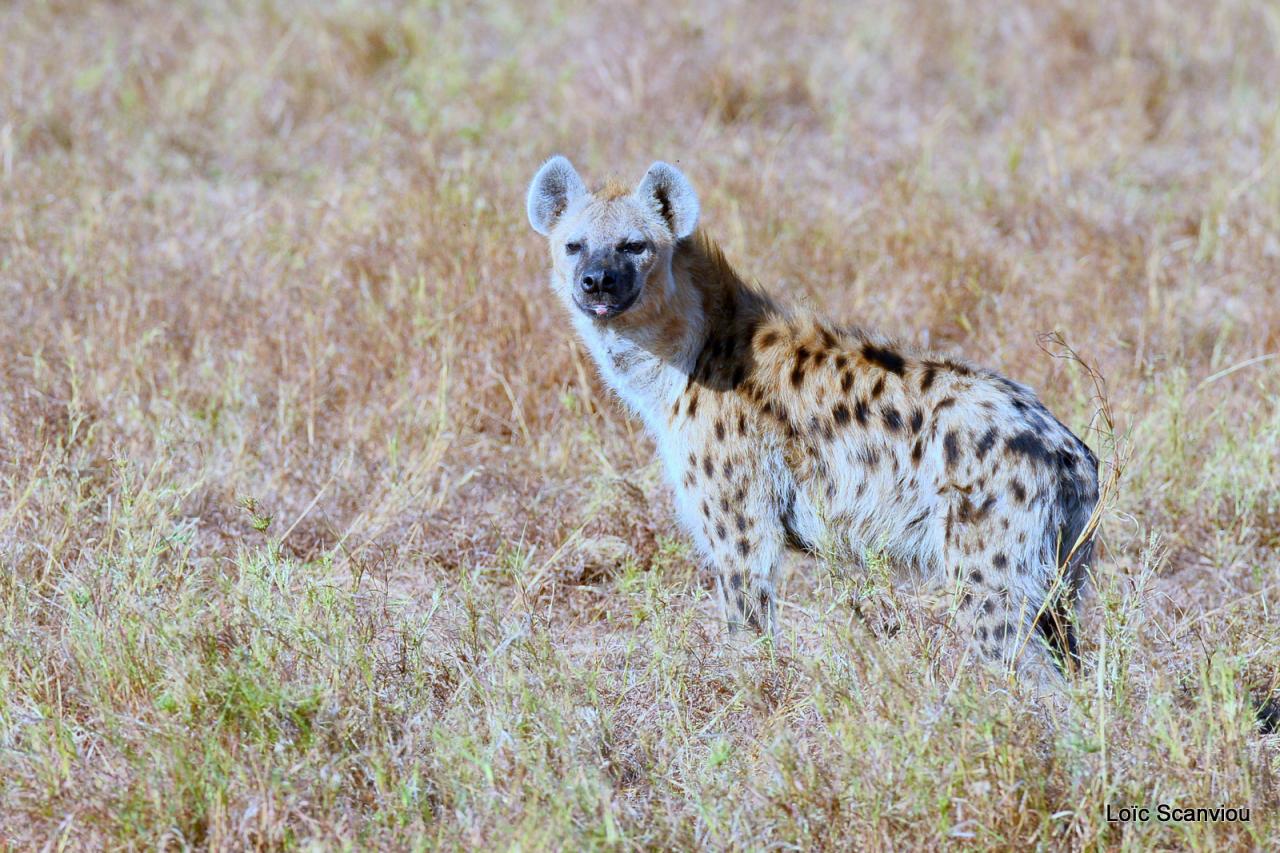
[526,155,1100,682]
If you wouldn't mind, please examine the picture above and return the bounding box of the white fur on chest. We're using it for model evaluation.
[571,311,716,551]
[571,307,699,431]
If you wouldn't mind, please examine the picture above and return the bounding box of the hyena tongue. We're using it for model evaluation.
[594,305,610,316]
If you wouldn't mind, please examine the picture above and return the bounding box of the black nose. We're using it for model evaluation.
[580,267,617,294]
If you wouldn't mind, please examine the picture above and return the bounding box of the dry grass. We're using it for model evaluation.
[2,0,1279,848]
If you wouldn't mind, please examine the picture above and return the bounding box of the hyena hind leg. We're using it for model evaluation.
[1037,518,1099,676]
[1032,586,1083,676]
[952,572,1068,685]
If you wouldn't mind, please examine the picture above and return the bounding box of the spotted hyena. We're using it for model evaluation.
[526,156,1099,681]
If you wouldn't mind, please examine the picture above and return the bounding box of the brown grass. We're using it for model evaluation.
[2,0,1279,848]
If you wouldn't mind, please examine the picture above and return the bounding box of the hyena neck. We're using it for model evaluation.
[575,231,767,437]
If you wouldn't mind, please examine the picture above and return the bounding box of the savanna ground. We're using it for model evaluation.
[2,0,1279,849]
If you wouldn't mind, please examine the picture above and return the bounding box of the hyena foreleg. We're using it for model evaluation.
[677,424,788,637]
[712,537,783,637]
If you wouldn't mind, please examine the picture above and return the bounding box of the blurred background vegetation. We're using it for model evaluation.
[1,0,1278,848]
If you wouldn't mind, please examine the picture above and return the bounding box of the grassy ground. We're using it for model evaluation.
[2,0,1279,848]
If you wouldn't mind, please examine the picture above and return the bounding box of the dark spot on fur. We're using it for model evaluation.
[854,399,870,426]
[686,391,699,418]
[957,493,996,524]
[737,538,751,557]
[1006,431,1055,465]
[758,330,778,348]
[862,343,906,375]
[871,377,885,398]
[714,420,725,441]
[834,354,848,370]
[703,455,714,477]
[975,427,998,460]
[820,327,838,349]
[737,412,748,436]
[735,513,747,532]
[911,440,923,465]
[833,403,851,426]
[969,569,984,584]
[920,363,938,392]
[1011,480,1026,503]
[933,397,956,415]
[993,553,1007,569]
[840,370,854,393]
[943,430,961,469]
[730,572,742,590]
[908,408,924,435]
[715,522,726,540]
[881,406,903,432]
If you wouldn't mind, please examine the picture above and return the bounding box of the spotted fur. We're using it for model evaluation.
[527,156,1100,681]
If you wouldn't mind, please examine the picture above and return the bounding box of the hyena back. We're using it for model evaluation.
[527,156,1100,680]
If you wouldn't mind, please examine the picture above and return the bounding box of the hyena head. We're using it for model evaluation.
[526,156,699,324]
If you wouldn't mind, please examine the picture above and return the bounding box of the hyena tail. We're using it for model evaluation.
[1035,480,1099,676]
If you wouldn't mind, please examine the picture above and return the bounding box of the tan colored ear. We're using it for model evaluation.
[635,161,699,238]
[527,156,586,236]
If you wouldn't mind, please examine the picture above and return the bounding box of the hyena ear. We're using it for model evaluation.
[636,161,699,239]
[527,155,587,236]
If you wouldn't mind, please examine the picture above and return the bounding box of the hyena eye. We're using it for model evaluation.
[619,241,647,255]
[564,242,583,255]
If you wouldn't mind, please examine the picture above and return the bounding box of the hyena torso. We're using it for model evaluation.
[527,157,1099,680]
